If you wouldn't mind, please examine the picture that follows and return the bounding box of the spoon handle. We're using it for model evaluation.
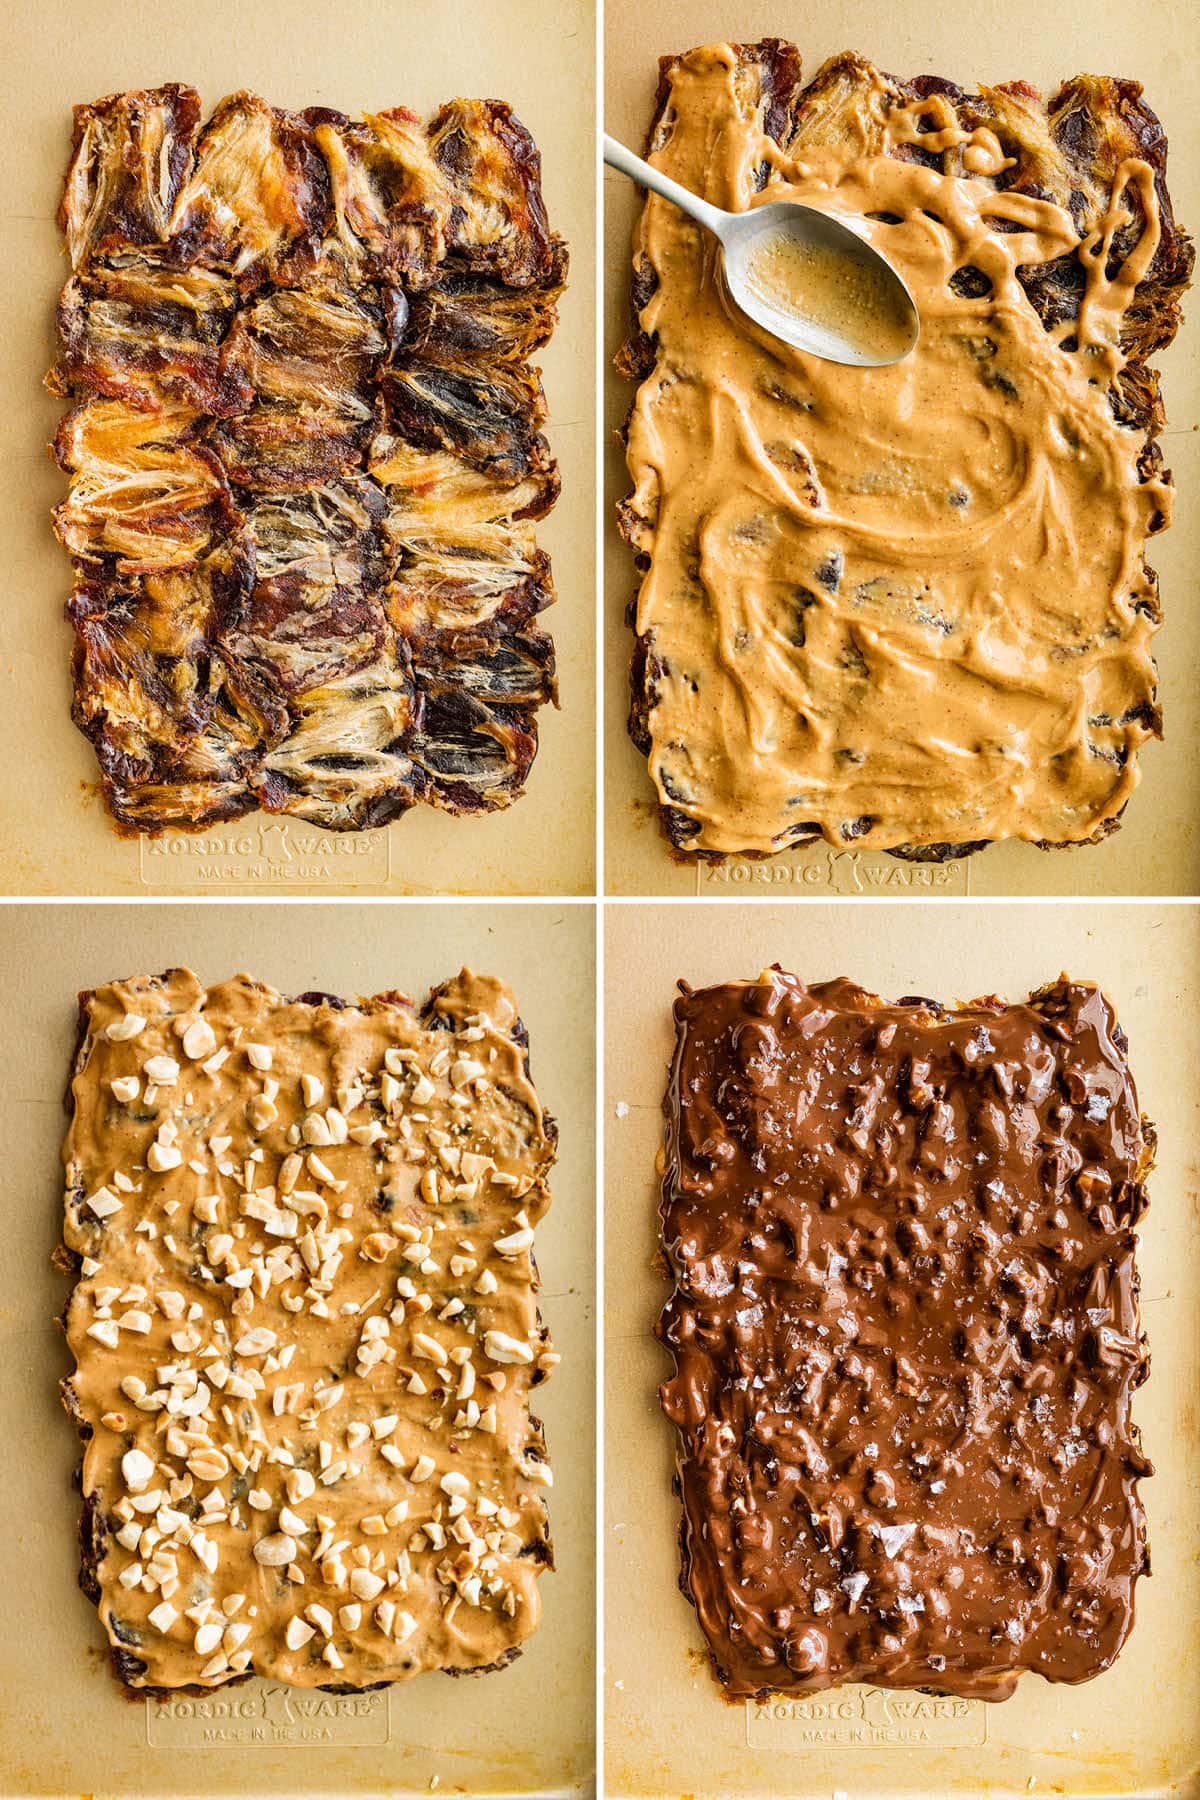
[603,132,727,241]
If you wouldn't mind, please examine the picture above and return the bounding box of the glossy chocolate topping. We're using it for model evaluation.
[659,970,1152,1700]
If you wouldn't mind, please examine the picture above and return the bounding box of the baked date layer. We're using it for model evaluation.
[659,969,1152,1700]
[49,86,566,835]
[60,968,556,1691]
[619,42,1192,861]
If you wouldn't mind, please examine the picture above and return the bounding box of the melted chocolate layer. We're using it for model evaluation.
[659,970,1152,1700]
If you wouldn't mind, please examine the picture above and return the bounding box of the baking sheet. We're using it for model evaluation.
[0,0,596,898]
[602,0,1200,897]
[0,902,595,1798]
[603,901,1200,1798]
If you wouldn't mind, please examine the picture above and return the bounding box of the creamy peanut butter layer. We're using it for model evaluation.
[59,967,556,1691]
[620,44,1192,857]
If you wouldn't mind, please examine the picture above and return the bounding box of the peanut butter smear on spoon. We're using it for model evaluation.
[605,130,919,365]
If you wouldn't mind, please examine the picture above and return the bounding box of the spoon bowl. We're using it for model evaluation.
[604,133,919,368]
[721,201,919,366]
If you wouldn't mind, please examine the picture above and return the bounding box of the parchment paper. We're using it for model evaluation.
[0,0,596,897]
[605,900,1200,1797]
[0,901,595,1797]
[603,0,1200,897]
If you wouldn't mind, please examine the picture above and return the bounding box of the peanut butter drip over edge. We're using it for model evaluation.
[625,46,1169,854]
[61,967,555,1689]
[659,969,1151,1700]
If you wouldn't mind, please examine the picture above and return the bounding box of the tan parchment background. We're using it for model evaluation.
[0,0,596,897]
[605,901,1200,1798]
[604,0,1200,897]
[0,901,595,1797]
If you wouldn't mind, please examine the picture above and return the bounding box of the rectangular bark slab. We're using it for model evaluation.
[49,87,566,834]
[659,968,1151,1699]
[60,967,556,1691]
[619,42,1192,861]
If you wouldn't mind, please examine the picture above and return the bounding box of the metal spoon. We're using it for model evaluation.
[604,132,919,368]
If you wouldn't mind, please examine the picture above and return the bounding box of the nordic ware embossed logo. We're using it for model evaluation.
[703,851,969,894]
[146,1683,390,1748]
[140,819,391,887]
[746,1686,987,1751]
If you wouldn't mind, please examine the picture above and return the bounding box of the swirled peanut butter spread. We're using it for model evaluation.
[624,45,1173,855]
[659,969,1151,1699]
[60,967,556,1690]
